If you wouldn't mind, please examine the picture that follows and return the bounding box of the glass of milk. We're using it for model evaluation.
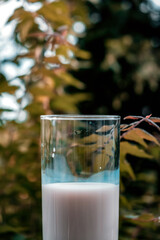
[41,115,120,240]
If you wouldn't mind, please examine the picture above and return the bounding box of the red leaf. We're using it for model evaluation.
[28,32,48,38]
[150,117,160,123]
[120,122,137,132]
[124,115,143,120]
[146,114,152,119]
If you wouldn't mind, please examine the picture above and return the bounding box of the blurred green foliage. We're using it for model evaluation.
[0,0,160,239]
[74,0,160,116]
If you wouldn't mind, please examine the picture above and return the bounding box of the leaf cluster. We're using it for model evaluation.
[119,115,160,239]
[0,1,160,240]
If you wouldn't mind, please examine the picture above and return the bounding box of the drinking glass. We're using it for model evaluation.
[41,115,120,240]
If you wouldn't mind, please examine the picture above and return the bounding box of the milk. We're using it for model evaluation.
[42,183,119,240]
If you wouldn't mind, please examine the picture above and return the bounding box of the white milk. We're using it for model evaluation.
[42,183,119,240]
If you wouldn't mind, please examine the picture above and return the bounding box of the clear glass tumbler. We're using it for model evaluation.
[41,115,120,240]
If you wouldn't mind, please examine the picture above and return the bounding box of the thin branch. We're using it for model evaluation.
[144,118,160,131]
[121,114,160,140]
[120,118,145,139]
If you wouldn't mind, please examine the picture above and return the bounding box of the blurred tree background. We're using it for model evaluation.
[0,0,160,239]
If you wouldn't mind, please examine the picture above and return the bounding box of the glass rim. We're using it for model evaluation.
[40,114,121,120]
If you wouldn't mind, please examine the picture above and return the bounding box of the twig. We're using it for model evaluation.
[121,114,160,140]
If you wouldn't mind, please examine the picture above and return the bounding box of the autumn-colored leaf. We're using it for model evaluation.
[28,32,48,38]
[96,125,114,133]
[150,117,160,123]
[120,122,137,132]
[124,115,143,120]
[27,0,38,3]
[56,45,71,59]
[82,133,114,155]
[18,19,34,42]
[123,114,160,132]
[120,124,128,129]
[82,134,99,144]
[120,141,153,160]
[7,7,23,22]
[123,128,160,147]
[1,1,160,239]
[44,56,62,65]
[123,131,147,148]
[9,9,35,41]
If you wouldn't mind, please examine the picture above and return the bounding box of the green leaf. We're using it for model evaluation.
[56,46,71,59]
[51,93,91,113]
[54,72,85,89]
[123,213,158,229]
[30,67,56,83]
[149,145,160,160]
[93,152,110,173]
[137,213,155,222]
[120,195,132,210]
[120,159,136,180]
[18,19,34,42]
[0,225,27,234]
[25,102,45,115]
[70,46,91,59]
[0,76,19,94]
[67,145,92,177]
[66,131,115,176]
[67,143,110,177]
[51,95,78,113]
[71,2,89,25]
[38,2,72,27]
[137,172,156,183]
[120,142,153,160]
[29,86,54,98]
[0,108,13,113]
